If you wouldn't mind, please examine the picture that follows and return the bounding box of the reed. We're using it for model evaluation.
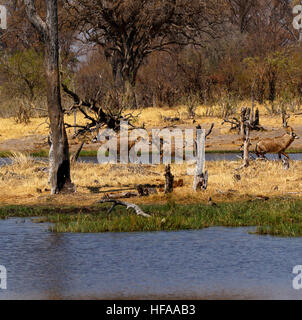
[2,199,302,236]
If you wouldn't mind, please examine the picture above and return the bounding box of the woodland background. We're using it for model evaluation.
[1,0,302,122]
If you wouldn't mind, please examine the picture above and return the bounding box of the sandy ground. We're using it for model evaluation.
[1,113,302,154]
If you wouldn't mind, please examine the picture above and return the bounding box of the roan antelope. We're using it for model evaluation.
[255,126,299,160]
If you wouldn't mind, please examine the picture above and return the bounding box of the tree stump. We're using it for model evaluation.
[194,170,208,191]
[164,164,174,194]
[254,108,260,126]
[282,158,290,170]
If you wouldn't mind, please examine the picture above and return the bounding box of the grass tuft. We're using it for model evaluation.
[1,200,302,236]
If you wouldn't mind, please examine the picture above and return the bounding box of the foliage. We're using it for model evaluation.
[1,0,302,113]
[0,49,46,118]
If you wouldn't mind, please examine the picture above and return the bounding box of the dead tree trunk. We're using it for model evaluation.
[24,0,74,194]
[282,111,290,128]
[236,122,251,170]
[222,107,262,132]
[251,88,255,124]
[242,126,250,168]
[240,107,247,139]
[254,108,260,126]
[193,127,208,191]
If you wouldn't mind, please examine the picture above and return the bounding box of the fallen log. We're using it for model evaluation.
[97,199,151,217]
[101,192,138,199]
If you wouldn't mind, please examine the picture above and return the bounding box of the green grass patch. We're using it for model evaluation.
[286,149,302,154]
[0,149,280,159]
[1,199,302,236]
[30,150,49,157]
[0,151,13,158]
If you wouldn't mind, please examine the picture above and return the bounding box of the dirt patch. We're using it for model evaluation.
[1,122,302,154]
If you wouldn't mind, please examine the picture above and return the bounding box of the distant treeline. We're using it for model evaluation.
[0,0,302,118]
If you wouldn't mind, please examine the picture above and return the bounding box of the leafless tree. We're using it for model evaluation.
[64,0,226,107]
[24,0,75,194]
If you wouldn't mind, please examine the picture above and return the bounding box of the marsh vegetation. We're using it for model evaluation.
[2,198,302,237]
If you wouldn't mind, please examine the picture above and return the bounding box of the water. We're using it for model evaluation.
[2,152,302,166]
[0,219,301,300]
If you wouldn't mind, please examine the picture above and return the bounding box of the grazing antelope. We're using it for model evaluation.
[255,126,299,160]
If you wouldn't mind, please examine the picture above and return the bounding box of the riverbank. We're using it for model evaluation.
[1,198,302,236]
[1,152,302,236]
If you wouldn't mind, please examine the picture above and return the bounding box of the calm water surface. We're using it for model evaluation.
[0,219,301,300]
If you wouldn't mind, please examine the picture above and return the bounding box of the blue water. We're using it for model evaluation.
[0,219,301,300]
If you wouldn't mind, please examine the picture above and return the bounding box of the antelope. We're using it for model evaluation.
[255,126,299,160]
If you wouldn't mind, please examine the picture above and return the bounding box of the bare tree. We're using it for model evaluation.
[24,0,74,194]
[65,0,226,107]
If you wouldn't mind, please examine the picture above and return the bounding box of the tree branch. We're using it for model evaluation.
[97,199,151,218]
[24,0,48,40]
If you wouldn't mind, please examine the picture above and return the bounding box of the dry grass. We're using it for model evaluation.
[1,102,302,143]
[0,153,302,207]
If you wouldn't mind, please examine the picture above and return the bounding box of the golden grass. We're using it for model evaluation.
[1,102,302,143]
[1,153,302,207]
[0,117,48,142]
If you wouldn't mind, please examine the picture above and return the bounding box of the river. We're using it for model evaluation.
[0,218,301,300]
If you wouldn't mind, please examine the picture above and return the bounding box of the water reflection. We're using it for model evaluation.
[0,219,302,299]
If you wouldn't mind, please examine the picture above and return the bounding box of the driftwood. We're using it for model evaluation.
[164,164,174,193]
[101,192,138,199]
[97,199,151,217]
